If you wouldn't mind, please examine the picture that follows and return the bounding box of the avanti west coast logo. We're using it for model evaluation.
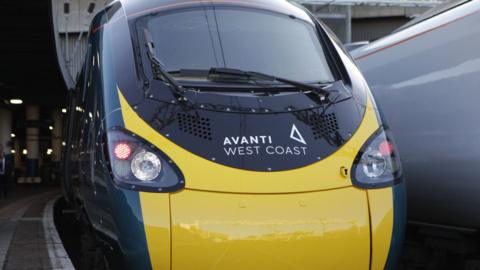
[290,124,307,145]
[223,124,308,157]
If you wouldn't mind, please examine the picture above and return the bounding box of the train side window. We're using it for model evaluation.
[81,32,102,147]
[82,44,92,102]
[83,32,103,156]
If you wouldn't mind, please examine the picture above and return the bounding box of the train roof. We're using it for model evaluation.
[351,0,480,61]
[114,0,311,21]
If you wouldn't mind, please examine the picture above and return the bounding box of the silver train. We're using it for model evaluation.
[351,0,480,229]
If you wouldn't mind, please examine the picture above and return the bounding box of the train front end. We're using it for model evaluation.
[79,0,406,269]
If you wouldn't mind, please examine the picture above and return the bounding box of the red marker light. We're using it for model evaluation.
[379,141,394,156]
[114,143,132,160]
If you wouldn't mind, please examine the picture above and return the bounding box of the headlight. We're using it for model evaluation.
[361,149,386,178]
[351,127,402,188]
[105,127,184,192]
[131,150,162,181]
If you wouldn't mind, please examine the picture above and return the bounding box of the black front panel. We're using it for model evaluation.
[133,92,363,172]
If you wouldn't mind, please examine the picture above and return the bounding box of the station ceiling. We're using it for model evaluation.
[0,0,67,108]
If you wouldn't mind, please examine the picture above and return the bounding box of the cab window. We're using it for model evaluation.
[136,7,335,84]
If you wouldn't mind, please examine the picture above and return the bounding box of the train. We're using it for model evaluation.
[351,0,480,230]
[62,0,405,269]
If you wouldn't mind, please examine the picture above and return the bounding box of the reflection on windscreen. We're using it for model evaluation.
[140,7,334,83]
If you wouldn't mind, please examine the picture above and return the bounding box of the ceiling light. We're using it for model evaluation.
[10,99,23,105]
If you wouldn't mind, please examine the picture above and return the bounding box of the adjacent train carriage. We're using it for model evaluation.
[352,0,480,229]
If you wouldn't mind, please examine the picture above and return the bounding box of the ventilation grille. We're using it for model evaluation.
[308,113,339,140]
[178,113,212,140]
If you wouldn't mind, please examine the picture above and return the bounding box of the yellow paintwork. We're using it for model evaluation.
[139,193,171,270]
[119,90,379,193]
[169,188,370,270]
[118,89,395,270]
[368,188,394,270]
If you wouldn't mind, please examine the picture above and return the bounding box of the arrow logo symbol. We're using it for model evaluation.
[290,124,307,145]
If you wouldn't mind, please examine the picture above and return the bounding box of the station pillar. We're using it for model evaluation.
[0,108,12,154]
[26,106,40,180]
[51,109,63,162]
[14,139,21,169]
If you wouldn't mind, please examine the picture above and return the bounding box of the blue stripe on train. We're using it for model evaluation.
[109,187,152,270]
[385,182,407,270]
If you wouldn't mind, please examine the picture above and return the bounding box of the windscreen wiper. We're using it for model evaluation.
[143,29,186,98]
[209,67,331,98]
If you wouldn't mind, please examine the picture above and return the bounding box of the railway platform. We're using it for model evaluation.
[0,188,74,270]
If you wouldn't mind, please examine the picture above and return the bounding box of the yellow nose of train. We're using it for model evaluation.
[117,92,405,270]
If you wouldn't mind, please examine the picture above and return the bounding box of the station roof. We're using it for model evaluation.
[0,0,66,107]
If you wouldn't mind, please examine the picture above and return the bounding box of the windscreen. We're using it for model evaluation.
[137,6,335,83]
